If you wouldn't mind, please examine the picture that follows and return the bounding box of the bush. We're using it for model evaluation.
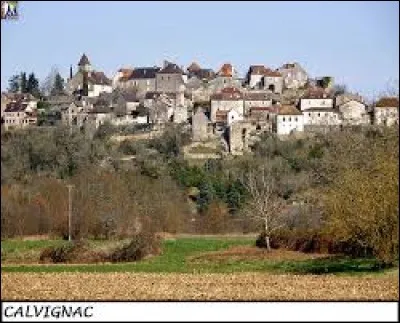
[257,229,374,257]
[108,232,161,263]
[39,241,107,264]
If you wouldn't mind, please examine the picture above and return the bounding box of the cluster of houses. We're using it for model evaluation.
[1,53,399,155]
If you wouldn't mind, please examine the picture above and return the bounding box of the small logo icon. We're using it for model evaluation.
[1,1,18,20]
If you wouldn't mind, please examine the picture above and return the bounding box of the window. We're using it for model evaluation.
[283,117,285,122]
[295,117,298,122]
[288,117,291,122]
[308,113,311,116]
[325,112,328,117]
[318,113,320,117]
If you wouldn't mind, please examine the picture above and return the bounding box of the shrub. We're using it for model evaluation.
[108,232,161,263]
[257,229,375,257]
[39,241,107,264]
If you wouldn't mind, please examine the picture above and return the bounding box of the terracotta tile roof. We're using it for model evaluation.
[264,68,282,77]
[118,68,134,80]
[218,63,233,77]
[249,65,268,75]
[278,105,303,115]
[78,53,90,66]
[88,71,112,86]
[375,97,399,108]
[211,87,243,100]
[302,87,329,99]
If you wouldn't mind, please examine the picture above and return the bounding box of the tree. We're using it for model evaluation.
[51,73,65,96]
[27,73,40,98]
[333,83,347,95]
[20,72,28,93]
[41,66,59,97]
[323,128,399,264]
[240,162,286,250]
[8,74,20,93]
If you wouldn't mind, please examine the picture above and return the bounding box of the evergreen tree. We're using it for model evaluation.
[20,72,28,93]
[27,73,40,98]
[8,74,20,93]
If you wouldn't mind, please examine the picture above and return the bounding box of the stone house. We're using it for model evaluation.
[277,62,308,90]
[373,97,399,126]
[112,68,134,89]
[245,65,283,94]
[3,101,37,130]
[246,65,268,89]
[210,87,244,122]
[124,67,161,98]
[336,99,369,126]
[155,62,187,93]
[211,63,242,91]
[243,91,273,115]
[61,101,89,128]
[86,107,114,129]
[299,87,334,111]
[1,92,38,118]
[275,105,304,135]
[302,108,341,127]
[66,54,113,98]
[263,69,283,94]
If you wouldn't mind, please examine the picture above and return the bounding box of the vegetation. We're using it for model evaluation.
[1,237,396,275]
[1,122,398,265]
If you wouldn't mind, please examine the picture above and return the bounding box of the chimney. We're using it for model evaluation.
[70,65,73,80]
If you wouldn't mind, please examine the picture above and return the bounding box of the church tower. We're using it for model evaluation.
[78,53,92,73]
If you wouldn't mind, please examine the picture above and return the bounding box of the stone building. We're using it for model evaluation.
[155,62,187,93]
[373,97,399,126]
[210,87,244,122]
[337,99,369,126]
[299,87,334,111]
[125,67,161,98]
[275,105,304,135]
[192,107,210,142]
[2,101,37,130]
[277,62,308,90]
[66,54,113,98]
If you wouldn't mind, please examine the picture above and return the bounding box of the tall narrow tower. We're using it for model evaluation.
[78,53,92,73]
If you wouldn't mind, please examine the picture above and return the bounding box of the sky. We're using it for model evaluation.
[1,1,399,99]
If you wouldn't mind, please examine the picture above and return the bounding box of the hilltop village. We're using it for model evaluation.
[1,54,399,156]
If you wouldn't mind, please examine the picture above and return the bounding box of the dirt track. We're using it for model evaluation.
[2,272,398,301]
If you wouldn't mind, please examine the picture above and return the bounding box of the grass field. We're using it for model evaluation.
[1,237,397,275]
[1,237,398,300]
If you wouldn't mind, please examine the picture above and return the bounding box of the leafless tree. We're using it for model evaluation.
[240,163,286,250]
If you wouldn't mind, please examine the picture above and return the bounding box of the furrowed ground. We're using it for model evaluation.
[1,237,398,300]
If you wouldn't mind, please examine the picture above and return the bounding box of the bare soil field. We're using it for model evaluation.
[188,246,330,263]
[2,271,398,301]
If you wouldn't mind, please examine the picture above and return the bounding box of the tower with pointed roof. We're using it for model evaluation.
[78,53,92,73]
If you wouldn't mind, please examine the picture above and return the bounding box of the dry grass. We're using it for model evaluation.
[188,246,329,263]
[1,272,398,301]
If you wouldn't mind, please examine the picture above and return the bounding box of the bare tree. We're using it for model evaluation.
[41,66,59,97]
[240,163,286,250]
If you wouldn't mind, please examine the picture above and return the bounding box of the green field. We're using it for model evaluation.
[1,237,397,275]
